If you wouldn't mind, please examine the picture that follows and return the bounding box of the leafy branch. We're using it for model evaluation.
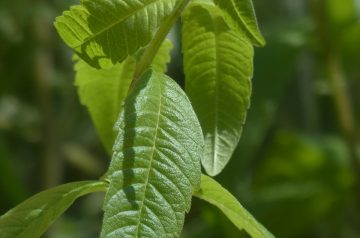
[0,0,273,237]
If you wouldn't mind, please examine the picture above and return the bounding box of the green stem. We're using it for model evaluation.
[311,0,360,208]
[130,0,191,89]
[32,13,62,190]
[326,54,360,186]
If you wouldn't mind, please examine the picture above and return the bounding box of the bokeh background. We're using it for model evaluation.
[1,0,360,237]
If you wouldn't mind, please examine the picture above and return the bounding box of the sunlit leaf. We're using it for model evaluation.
[54,0,176,68]
[0,181,106,238]
[101,70,204,237]
[194,175,274,238]
[183,3,253,176]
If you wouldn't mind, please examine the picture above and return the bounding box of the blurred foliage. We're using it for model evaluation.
[1,0,360,237]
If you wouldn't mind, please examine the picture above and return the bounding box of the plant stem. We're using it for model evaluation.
[326,54,360,188]
[32,11,63,190]
[130,0,191,89]
[311,0,360,205]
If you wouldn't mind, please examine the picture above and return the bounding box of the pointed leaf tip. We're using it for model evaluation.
[194,175,275,238]
[183,4,254,176]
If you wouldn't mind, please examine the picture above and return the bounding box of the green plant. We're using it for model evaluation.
[0,0,274,237]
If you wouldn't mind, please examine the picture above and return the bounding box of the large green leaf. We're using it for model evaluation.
[0,181,106,238]
[194,175,274,238]
[54,0,176,69]
[213,0,265,46]
[182,4,254,176]
[101,70,203,237]
[75,39,173,152]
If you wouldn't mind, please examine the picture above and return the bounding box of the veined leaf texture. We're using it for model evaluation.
[101,70,204,237]
[55,0,176,69]
[183,3,254,176]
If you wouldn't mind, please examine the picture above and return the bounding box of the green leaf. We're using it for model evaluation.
[101,70,203,237]
[74,39,173,152]
[182,4,254,176]
[151,39,173,73]
[54,0,176,69]
[194,175,274,238]
[0,181,106,238]
[213,0,265,46]
[75,57,136,153]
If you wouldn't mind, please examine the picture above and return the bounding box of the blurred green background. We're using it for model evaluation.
[1,0,360,237]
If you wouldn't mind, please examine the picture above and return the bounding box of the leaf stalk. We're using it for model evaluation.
[130,0,191,89]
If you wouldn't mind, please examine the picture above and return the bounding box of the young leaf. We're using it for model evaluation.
[182,4,254,176]
[54,0,176,69]
[0,181,106,238]
[194,175,274,238]
[101,70,203,238]
[74,39,173,153]
[213,0,265,46]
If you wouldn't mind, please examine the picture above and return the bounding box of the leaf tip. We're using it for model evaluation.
[254,35,266,47]
[202,163,223,177]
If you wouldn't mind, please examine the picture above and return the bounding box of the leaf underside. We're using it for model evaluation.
[101,70,204,238]
[194,175,275,238]
[74,39,173,153]
[75,56,136,153]
[182,3,254,176]
[0,181,106,238]
[55,0,176,69]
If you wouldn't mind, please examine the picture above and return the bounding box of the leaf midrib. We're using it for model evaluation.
[74,0,165,48]
[134,79,164,236]
[211,13,220,174]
